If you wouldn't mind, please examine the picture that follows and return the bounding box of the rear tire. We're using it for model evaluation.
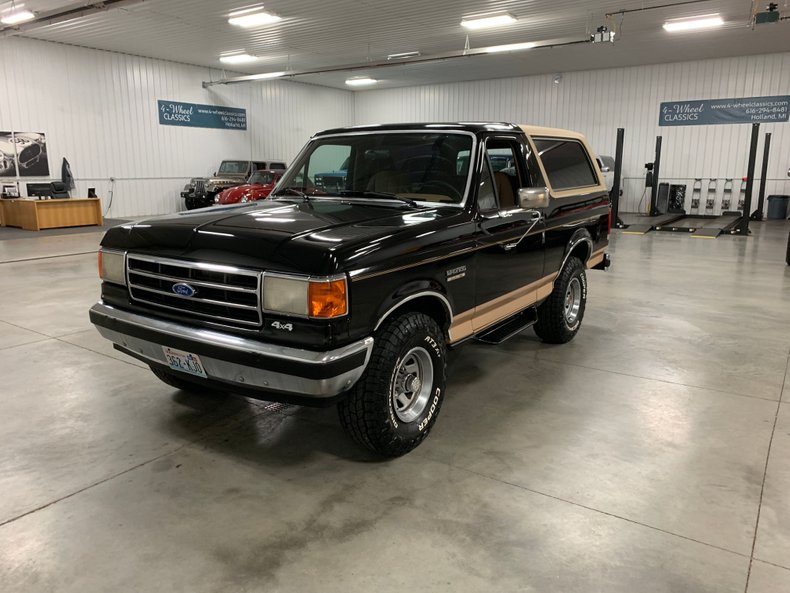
[534,256,587,344]
[338,312,447,457]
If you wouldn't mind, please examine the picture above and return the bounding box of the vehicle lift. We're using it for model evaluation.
[615,123,765,238]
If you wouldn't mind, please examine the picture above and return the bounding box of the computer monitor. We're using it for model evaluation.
[26,183,53,198]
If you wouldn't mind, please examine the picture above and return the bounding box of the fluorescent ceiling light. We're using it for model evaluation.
[461,13,517,30]
[663,14,723,32]
[484,41,537,53]
[1,9,35,25]
[345,77,378,87]
[228,7,281,27]
[220,53,258,64]
[387,51,421,60]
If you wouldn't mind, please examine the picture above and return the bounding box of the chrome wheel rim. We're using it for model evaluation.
[564,277,582,325]
[392,347,434,423]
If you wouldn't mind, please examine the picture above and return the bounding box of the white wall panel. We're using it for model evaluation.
[355,53,790,214]
[0,37,354,218]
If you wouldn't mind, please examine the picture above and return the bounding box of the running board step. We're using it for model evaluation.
[474,308,538,345]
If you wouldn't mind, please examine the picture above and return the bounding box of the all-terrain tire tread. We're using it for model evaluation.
[534,256,586,344]
[337,312,446,457]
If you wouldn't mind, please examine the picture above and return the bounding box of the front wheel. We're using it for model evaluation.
[338,312,447,457]
[534,256,587,344]
[150,366,219,394]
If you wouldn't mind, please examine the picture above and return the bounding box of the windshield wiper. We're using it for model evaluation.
[337,190,419,208]
[272,187,309,201]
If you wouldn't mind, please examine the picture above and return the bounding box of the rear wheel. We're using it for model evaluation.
[534,256,587,344]
[338,312,447,457]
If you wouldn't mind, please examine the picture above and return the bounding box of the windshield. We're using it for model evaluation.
[276,132,474,205]
[248,171,275,185]
[218,160,248,175]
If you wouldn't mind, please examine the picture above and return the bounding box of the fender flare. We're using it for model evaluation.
[559,229,594,273]
[373,285,453,332]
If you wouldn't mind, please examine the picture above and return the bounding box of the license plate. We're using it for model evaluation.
[162,347,208,378]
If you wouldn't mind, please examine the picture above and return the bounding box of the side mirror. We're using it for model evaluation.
[518,187,549,210]
[600,165,612,173]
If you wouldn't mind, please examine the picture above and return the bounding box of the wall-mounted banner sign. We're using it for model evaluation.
[157,100,247,130]
[659,95,790,127]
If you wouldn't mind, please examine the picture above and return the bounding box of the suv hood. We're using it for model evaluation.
[101,199,459,275]
[207,174,246,185]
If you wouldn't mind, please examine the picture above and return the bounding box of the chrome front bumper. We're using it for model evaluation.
[89,303,374,398]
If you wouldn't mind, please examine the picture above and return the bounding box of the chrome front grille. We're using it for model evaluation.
[127,255,261,328]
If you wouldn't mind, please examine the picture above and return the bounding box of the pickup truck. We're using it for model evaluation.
[90,123,610,457]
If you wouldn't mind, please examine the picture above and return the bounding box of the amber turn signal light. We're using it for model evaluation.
[308,278,347,318]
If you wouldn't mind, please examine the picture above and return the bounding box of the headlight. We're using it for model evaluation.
[263,274,347,318]
[240,196,248,203]
[98,250,126,286]
[214,195,220,203]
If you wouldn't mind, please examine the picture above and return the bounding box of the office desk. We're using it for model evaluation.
[0,198,102,231]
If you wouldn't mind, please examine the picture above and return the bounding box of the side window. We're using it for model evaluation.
[254,162,267,171]
[477,155,497,212]
[533,138,598,190]
[271,162,287,170]
[484,138,524,210]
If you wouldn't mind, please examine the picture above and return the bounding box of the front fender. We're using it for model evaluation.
[372,279,453,332]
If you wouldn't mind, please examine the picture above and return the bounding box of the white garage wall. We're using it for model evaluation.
[355,52,790,214]
[0,37,354,218]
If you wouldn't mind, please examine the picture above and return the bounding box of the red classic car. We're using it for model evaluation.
[215,170,283,205]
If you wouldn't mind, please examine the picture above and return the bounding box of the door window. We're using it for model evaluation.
[481,138,524,211]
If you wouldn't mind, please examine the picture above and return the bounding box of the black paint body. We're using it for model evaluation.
[100,123,610,351]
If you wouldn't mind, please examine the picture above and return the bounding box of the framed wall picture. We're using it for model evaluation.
[0,131,50,178]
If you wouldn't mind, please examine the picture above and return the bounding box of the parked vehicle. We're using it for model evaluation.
[91,123,611,457]
[180,178,207,210]
[596,155,615,192]
[215,170,285,205]
[182,159,287,209]
[313,157,348,193]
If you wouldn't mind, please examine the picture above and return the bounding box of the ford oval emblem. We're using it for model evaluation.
[172,282,197,297]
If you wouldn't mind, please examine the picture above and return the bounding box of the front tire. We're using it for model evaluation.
[150,366,216,393]
[338,312,447,457]
[534,256,587,344]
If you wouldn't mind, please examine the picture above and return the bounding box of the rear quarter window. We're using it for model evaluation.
[533,138,598,191]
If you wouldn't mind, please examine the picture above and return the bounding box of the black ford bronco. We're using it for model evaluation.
[90,123,610,456]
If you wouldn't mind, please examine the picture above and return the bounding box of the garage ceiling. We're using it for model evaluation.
[2,0,790,89]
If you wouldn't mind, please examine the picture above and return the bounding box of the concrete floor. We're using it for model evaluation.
[1,220,789,592]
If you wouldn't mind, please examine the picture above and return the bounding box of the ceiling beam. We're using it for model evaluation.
[0,0,149,37]
[202,37,591,88]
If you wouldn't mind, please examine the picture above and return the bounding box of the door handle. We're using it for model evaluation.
[500,212,542,252]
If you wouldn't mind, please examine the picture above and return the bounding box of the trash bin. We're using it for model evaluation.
[767,195,790,219]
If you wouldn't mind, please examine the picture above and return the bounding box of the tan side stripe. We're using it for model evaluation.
[448,272,558,343]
